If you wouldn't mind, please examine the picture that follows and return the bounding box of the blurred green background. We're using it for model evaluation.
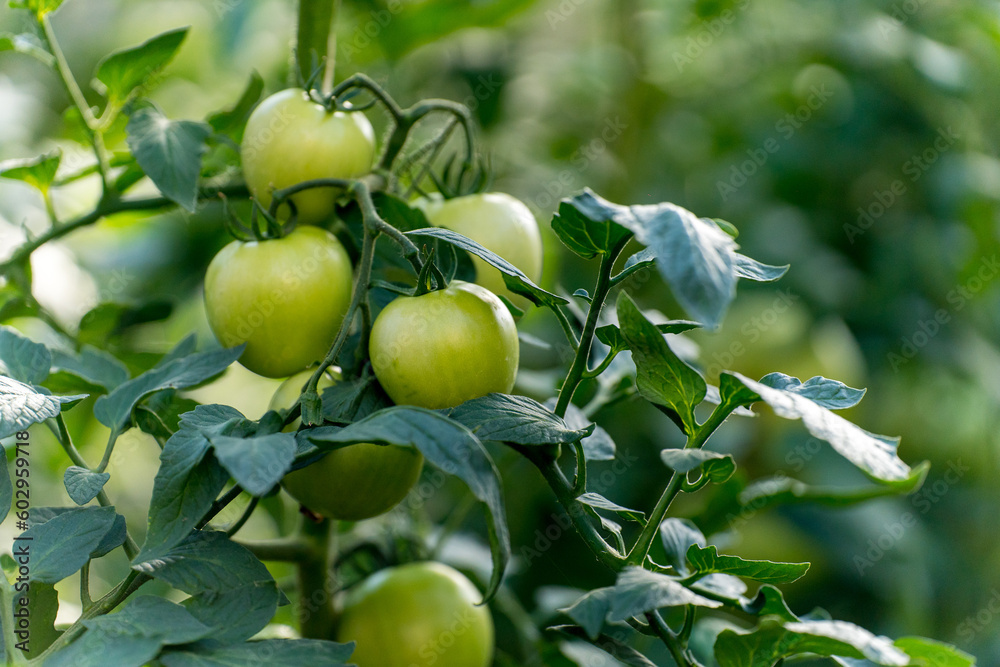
[2,0,999,663]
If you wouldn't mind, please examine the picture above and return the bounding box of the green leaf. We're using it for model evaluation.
[0,326,51,384]
[892,636,976,667]
[576,492,644,523]
[206,70,264,142]
[595,319,702,355]
[733,253,789,282]
[304,406,509,602]
[614,198,739,329]
[125,106,211,212]
[63,466,110,505]
[20,506,118,583]
[0,150,61,193]
[731,373,912,482]
[209,432,296,496]
[687,544,809,584]
[93,28,188,109]
[182,584,283,644]
[28,506,127,558]
[447,393,593,446]
[759,372,866,409]
[320,372,391,423]
[134,390,200,439]
[407,227,568,308]
[134,529,273,594]
[714,619,910,667]
[94,345,243,431]
[738,462,930,511]
[550,190,633,259]
[617,293,706,433]
[46,346,129,395]
[133,531,279,643]
[562,567,722,640]
[0,376,85,439]
[0,443,10,525]
[77,301,173,347]
[25,581,60,652]
[83,595,213,644]
[0,32,54,66]
[159,639,355,667]
[658,518,706,575]
[135,405,242,563]
[716,373,760,412]
[44,632,161,667]
[660,448,736,483]
[738,584,799,622]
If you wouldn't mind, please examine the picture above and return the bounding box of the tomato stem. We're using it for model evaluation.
[295,0,338,94]
[554,236,631,418]
[295,517,337,638]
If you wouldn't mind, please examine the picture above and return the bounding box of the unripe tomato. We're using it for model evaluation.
[241,88,376,225]
[419,192,543,311]
[204,226,353,378]
[337,562,494,667]
[269,371,424,521]
[368,281,518,409]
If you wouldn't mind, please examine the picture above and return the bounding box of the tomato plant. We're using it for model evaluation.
[0,1,978,666]
[336,562,494,667]
[418,192,543,311]
[204,226,353,378]
[369,280,519,409]
[242,88,376,225]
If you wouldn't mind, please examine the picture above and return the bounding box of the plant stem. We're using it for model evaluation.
[38,13,111,188]
[624,403,732,566]
[295,518,336,639]
[554,237,630,418]
[197,485,245,530]
[646,611,693,667]
[295,0,338,93]
[0,184,249,275]
[521,447,622,570]
[79,561,93,612]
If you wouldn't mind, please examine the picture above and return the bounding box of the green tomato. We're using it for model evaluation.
[337,562,494,667]
[369,281,519,409]
[204,226,352,378]
[419,192,543,311]
[241,88,375,225]
[269,371,424,521]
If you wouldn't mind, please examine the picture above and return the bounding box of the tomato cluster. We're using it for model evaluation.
[200,87,542,664]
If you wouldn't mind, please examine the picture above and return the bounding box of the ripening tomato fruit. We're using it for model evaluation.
[337,562,494,667]
[204,226,352,378]
[418,192,543,311]
[368,281,518,409]
[269,371,424,521]
[241,88,376,224]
